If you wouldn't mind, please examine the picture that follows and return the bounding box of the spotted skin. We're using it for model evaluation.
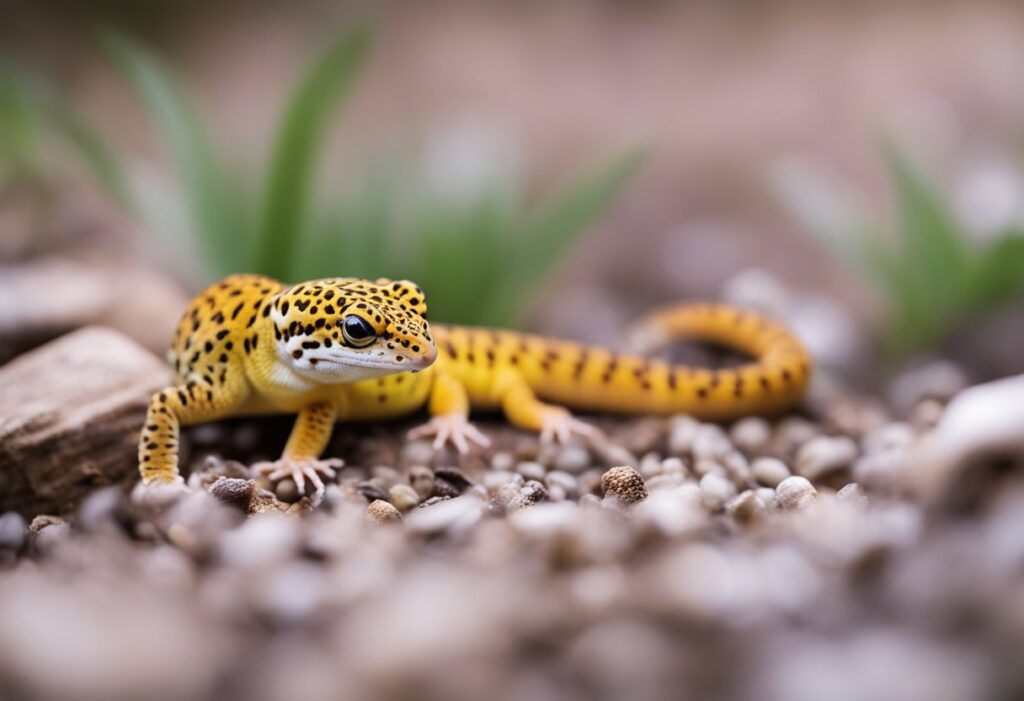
[139,275,812,485]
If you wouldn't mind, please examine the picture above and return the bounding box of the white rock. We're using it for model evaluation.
[545,470,579,498]
[694,458,726,478]
[692,424,732,460]
[639,452,664,477]
[483,470,523,491]
[726,489,764,524]
[730,417,771,454]
[909,373,1024,497]
[667,415,700,456]
[863,422,916,455]
[836,482,868,508]
[775,476,817,510]
[554,445,591,474]
[516,461,547,482]
[404,495,484,535]
[218,513,301,570]
[853,450,907,490]
[721,450,753,487]
[890,359,969,412]
[752,457,791,487]
[490,451,515,471]
[699,472,737,511]
[388,484,421,512]
[660,457,687,475]
[634,491,708,538]
[795,436,858,481]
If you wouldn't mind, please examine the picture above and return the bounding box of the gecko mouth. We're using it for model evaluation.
[310,352,434,372]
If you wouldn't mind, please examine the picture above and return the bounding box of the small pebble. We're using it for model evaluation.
[726,489,764,525]
[646,472,686,492]
[76,486,125,532]
[837,482,868,507]
[795,435,858,481]
[639,452,664,478]
[554,445,592,474]
[699,472,737,511]
[752,457,791,488]
[366,499,402,523]
[755,487,778,509]
[434,467,475,498]
[694,458,726,478]
[853,450,905,490]
[730,417,771,455]
[863,422,915,455]
[590,439,638,469]
[667,415,700,455]
[600,466,648,504]
[483,470,523,490]
[31,518,70,554]
[775,475,817,510]
[357,482,390,503]
[402,440,437,466]
[406,496,484,533]
[209,477,256,511]
[692,424,732,460]
[490,451,515,471]
[771,417,820,458]
[275,478,301,503]
[371,465,402,487]
[408,465,435,499]
[909,398,944,431]
[516,461,547,482]
[660,457,687,475]
[578,469,605,497]
[721,450,753,487]
[388,484,421,512]
[545,470,579,499]
[513,480,549,509]
[0,512,28,551]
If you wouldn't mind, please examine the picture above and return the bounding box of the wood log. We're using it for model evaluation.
[0,327,172,517]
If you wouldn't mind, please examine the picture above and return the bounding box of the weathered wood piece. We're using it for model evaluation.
[0,327,172,517]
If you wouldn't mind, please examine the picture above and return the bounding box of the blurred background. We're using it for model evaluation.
[7,4,1024,701]
[4,0,1024,390]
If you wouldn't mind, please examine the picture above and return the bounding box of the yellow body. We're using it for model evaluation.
[138,275,812,484]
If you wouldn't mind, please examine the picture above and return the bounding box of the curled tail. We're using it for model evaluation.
[615,302,813,419]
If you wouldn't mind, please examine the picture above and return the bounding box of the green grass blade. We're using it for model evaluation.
[882,141,973,344]
[964,233,1024,311]
[49,104,132,207]
[103,30,241,278]
[485,148,644,325]
[256,25,372,280]
[0,60,43,180]
[0,56,128,204]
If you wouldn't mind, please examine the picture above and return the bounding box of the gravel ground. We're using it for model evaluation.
[1,367,1022,701]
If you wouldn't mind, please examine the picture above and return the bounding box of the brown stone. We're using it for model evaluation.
[0,326,172,516]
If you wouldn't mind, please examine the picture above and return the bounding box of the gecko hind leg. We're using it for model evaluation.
[498,370,600,445]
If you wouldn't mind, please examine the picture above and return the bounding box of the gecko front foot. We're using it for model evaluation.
[539,409,600,445]
[407,414,492,454]
[251,457,343,503]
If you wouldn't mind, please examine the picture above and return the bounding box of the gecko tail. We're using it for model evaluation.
[623,303,813,419]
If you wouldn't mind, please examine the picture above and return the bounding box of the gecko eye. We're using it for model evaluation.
[341,315,376,347]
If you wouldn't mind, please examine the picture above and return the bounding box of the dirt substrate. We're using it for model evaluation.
[1,389,1022,701]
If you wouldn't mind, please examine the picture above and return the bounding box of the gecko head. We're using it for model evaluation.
[269,277,437,382]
